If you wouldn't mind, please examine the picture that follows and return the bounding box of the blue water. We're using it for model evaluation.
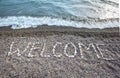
[0,0,119,29]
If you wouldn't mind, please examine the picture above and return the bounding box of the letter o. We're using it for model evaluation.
[64,42,77,57]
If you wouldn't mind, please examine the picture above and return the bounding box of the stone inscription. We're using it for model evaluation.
[7,37,120,61]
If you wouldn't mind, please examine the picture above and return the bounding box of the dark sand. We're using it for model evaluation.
[0,26,119,37]
[0,26,120,78]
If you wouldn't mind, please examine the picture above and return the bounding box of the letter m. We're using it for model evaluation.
[78,43,100,59]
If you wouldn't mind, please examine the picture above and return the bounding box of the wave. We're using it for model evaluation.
[0,16,119,29]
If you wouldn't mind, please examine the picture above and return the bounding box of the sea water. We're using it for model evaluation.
[0,0,119,29]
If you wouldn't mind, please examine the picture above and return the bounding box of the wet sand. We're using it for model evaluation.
[0,26,119,37]
[0,26,120,78]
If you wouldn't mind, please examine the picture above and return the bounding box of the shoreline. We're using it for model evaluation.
[0,26,119,37]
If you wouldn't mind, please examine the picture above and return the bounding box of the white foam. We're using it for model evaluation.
[0,16,119,29]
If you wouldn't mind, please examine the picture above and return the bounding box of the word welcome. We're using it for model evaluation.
[8,41,116,60]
